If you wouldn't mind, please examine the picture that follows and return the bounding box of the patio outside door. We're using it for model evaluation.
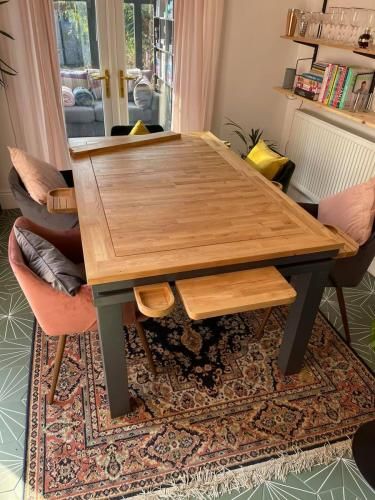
[53,0,162,139]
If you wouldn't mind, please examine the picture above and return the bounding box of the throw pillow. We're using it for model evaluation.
[87,69,103,100]
[8,147,67,205]
[14,226,86,296]
[133,77,153,110]
[60,69,89,90]
[62,86,75,107]
[245,141,288,180]
[129,120,150,135]
[73,87,94,107]
[318,177,375,245]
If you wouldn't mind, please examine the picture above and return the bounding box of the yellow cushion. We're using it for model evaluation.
[245,141,288,180]
[129,120,150,135]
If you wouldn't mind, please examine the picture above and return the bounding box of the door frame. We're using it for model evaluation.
[96,0,129,134]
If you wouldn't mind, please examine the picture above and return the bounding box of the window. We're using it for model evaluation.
[54,0,98,69]
[124,0,154,70]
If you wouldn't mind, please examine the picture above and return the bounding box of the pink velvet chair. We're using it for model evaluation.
[8,217,156,404]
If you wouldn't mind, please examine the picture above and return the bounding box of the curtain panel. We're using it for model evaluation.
[0,0,69,169]
[172,0,224,132]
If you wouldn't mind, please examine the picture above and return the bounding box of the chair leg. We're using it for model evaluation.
[48,335,67,404]
[255,307,273,339]
[134,320,157,376]
[335,287,351,345]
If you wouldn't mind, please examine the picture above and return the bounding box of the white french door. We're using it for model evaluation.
[54,0,161,138]
[95,0,128,135]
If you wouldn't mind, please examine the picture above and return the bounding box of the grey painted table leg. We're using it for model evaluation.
[96,302,131,418]
[278,259,333,375]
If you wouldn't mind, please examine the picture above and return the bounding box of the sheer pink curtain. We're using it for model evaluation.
[172,0,224,132]
[0,0,69,169]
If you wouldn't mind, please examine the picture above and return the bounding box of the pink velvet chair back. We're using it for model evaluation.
[8,217,97,336]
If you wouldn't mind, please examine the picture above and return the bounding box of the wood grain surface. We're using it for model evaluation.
[176,267,296,320]
[71,132,342,285]
[47,188,77,214]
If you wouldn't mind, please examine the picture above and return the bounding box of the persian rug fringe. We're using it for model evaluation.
[136,438,352,500]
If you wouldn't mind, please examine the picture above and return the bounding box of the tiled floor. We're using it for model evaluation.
[0,208,374,500]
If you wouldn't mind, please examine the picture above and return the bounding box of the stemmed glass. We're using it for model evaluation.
[307,12,321,39]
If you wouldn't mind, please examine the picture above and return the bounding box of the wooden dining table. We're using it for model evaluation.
[70,132,342,418]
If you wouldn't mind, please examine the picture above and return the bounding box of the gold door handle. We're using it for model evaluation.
[119,70,137,98]
[92,69,110,98]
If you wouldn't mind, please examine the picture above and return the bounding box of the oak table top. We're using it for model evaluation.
[70,132,342,286]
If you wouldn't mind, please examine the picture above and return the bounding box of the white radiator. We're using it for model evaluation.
[287,111,375,201]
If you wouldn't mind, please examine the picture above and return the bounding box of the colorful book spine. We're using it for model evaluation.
[319,64,333,103]
[294,87,319,101]
[338,68,353,109]
[302,72,324,83]
[331,66,348,108]
[334,68,350,108]
[324,65,339,105]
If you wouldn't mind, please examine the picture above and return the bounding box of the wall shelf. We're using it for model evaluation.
[274,87,375,129]
[281,35,375,60]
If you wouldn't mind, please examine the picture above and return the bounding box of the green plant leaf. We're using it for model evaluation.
[0,57,16,73]
[232,129,249,147]
[0,66,16,76]
[0,29,14,40]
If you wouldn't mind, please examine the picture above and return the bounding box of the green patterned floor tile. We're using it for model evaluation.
[0,439,24,494]
[0,290,34,341]
[318,487,358,500]
[0,400,27,445]
[0,338,32,371]
[0,366,30,402]
[300,460,344,492]
[340,458,375,500]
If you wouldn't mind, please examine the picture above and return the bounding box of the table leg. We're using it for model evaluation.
[96,302,131,418]
[278,259,333,375]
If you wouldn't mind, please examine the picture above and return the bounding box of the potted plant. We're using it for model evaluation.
[225,117,277,159]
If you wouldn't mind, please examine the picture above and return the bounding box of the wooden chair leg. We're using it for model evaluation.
[134,320,157,376]
[48,335,67,404]
[255,307,273,339]
[335,287,351,345]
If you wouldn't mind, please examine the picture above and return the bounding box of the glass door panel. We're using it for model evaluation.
[122,0,157,127]
[54,0,109,138]
[54,0,174,137]
[153,0,174,130]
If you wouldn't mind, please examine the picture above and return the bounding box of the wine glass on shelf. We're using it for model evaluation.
[329,7,342,41]
[320,13,330,40]
[307,12,320,39]
[338,7,352,44]
[348,8,362,45]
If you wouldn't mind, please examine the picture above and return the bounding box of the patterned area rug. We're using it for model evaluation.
[24,304,375,499]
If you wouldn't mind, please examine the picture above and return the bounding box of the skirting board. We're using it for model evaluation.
[0,190,18,209]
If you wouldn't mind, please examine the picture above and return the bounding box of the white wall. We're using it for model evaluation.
[212,0,306,155]
[0,88,16,208]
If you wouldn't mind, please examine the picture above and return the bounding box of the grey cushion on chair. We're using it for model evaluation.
[14,226,85,296]
[8,167,78,230]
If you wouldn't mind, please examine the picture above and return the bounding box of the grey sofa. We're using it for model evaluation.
[8,167,78,230]
[64,92,160,138]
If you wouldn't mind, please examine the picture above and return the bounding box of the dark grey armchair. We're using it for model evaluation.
[8,167,78,230]
[297,203,375,344]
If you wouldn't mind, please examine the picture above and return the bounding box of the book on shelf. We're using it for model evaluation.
[294,87,320,101]
[294,74,322,100]
[311,61,374,110]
